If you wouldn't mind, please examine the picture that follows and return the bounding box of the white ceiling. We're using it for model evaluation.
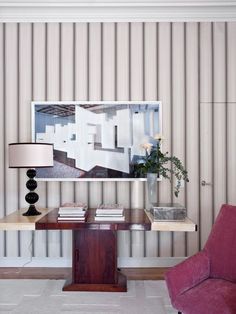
[0,1,236,22]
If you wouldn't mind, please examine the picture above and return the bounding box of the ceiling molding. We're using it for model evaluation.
[0,1,236,22]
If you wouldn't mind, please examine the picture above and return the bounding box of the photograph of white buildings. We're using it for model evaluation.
[32,101,161,180]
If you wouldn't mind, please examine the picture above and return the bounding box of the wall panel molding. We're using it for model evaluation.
[0,1,236,22]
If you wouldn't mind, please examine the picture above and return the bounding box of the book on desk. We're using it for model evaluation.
[58,205,87,221]
[94,204,125,221]
[94,215,125,221]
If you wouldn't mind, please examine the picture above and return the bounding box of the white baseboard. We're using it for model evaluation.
[0,257,72,268]
[118,257,185,267]
[0,257,185,268]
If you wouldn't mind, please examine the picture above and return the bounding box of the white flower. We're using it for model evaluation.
[141,143,153,154]
[154,133,165,141]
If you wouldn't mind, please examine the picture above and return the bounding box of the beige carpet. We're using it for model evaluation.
[0,280,176,314]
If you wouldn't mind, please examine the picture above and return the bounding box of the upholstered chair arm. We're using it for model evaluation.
[165,250,210,305]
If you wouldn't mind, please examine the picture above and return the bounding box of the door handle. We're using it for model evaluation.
[201,180,212,186]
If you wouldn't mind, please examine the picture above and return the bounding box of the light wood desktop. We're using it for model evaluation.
[0,208,54,230]
[145,210,196,232]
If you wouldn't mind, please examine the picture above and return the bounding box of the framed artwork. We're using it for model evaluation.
[31,101,162,181]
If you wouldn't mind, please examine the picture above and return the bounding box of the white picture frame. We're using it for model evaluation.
[31,101,162,181]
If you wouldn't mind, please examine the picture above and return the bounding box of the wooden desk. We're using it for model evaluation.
[0,208,197,232]
[36,208,151,292]
[0,208,197,292]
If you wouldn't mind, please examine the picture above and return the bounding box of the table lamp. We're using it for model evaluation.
[8,143,54,216]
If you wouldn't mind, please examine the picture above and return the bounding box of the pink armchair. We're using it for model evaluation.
[165,204,236,314]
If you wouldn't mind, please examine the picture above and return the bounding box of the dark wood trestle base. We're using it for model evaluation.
[63,230,127,292]
[36,208,150,292]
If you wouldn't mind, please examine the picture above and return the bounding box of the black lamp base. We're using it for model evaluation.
[23,205,41,216]
[24,169,41,216]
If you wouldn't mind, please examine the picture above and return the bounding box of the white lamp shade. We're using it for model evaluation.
[9,143,54,168]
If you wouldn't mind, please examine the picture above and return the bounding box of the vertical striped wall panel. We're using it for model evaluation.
[0,22,236,264]
[158,23,172,258]
[213,23,227,221]
[185,23,199,256]
[116,23,131,258]
[19,23,33,258]
[227,23,236,205]
[0,23,4,257]
[199,23,214,249]
[172,23,186,257]
[5,24,18,257]
[144,22,158,257]
[33,23,48,258]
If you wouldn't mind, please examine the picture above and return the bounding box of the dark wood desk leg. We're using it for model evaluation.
[63,229,127,292]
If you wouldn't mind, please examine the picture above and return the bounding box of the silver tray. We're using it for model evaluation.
[150,203,187,221]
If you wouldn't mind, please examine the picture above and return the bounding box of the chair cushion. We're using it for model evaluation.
[174,279,236,314]
[204,204,236,282]
[165,251,210,303]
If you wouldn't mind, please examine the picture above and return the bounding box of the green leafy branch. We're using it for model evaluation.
[134,142,189,197]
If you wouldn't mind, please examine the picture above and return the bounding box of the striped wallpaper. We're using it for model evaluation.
[0,22,236,266]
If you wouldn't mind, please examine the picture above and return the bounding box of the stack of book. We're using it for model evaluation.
[58,206,87,221]
[95,204,125,221]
